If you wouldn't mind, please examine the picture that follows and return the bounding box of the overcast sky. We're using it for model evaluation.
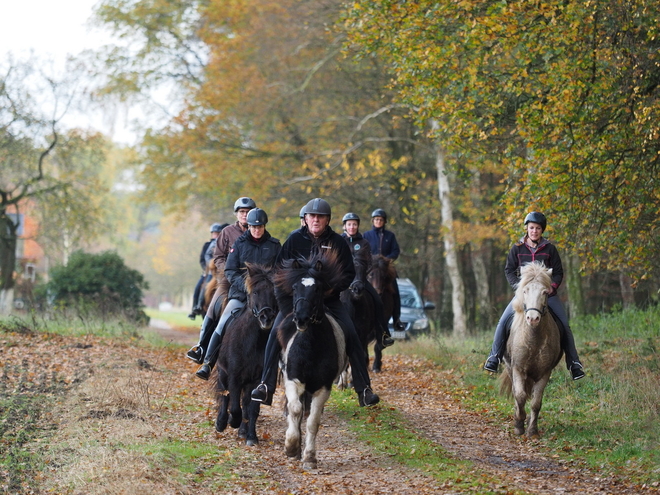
[0,0,144,143]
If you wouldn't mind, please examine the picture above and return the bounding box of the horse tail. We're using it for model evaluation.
[499,369,513,398]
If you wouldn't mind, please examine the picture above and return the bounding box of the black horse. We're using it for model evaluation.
[341,246,385,372]
[275,251,349,470]
[368,255,397,332]
[214,263,277,446]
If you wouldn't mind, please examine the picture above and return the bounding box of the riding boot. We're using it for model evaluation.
[485,300,515,372]
[251,325,281,406]
[195,329,224,381]
[548,297,585,380]
[391,277,404,330]
[366,283,394,347]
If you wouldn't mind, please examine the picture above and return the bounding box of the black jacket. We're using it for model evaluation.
[277,225,355,301]
[505,235,563,293]
[225,230,281,302]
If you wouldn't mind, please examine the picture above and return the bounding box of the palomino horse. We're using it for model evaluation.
[214,263,277,446]
[275,251,349,470]
[341,246,384,372]
[501,261,563,438]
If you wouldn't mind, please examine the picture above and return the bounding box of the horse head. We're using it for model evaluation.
[368,255,395,296]
[245,263,278,331]
[515,262,553,329]
[277,251,344,332]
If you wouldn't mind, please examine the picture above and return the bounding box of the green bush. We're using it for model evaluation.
[47,250,149,323]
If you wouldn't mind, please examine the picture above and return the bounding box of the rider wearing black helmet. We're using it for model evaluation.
[363,208,405,332]
[484,212,585,380]
[251,198,381,407]
[186,197,257,364]
[195,208,281,380]
[341,212,394,347]
[188,222,227,319]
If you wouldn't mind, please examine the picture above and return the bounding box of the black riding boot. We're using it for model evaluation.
[484,301,514,372]
[251,325,281,406]
[195,329,224,381]
[186,296,222,363]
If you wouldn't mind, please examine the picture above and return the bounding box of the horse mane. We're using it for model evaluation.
[371,255,396,285]
[274,249,345,297]
[512,261,553,312]
[244,263,272,294]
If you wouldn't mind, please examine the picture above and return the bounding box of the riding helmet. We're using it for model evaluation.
[234,197,257,212]
[247,208,268,226]
[371,208,387,222]
[299,205,307,219]
[304,198,331,217]
[210,222,224,233]
[342,212,360,225]
[524,211,547,232]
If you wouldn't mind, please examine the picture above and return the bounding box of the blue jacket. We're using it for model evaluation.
[363,226,400,260]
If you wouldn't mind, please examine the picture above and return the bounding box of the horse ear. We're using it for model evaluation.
[314,259,323,272]
[547,268,553,276]
[292,259,301,269]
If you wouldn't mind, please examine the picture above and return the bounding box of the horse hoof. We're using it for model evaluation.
[215,419,228,433]
[246,438,259,447]
[302,461,318,470]
[372,366,381,373]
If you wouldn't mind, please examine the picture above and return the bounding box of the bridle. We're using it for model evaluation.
[293,295,322,325]
[252,305,275,320]
[523,293,548,317]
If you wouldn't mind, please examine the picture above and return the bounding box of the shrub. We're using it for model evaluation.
[47,250,149,323]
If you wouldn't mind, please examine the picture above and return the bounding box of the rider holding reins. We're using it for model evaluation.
[484,212,585,380]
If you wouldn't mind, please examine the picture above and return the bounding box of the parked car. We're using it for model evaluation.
[388,278,436,339]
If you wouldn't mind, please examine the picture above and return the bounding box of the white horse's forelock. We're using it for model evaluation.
[301,277,315,287]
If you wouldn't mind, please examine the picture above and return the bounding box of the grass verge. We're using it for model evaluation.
[391,305,660,486]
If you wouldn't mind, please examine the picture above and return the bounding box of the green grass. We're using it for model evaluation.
[145,308,199,329]
[395,306,660,485]
[329,388,520,493]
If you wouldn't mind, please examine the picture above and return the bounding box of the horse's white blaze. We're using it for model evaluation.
[301,277,315,287]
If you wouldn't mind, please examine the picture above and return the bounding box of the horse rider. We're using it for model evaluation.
[251,198,381,407]
[186,197,257,364]
[341,212,395,348]
[363,208,406,332]
[188,222,227,320]
[299,204,306,227]
[483,211,585,380]
[195,208,281,380]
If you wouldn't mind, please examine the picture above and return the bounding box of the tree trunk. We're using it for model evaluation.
[564,252,585,318]
[0,213,18,293]
[433,131,466,337]
[619,271,635,309]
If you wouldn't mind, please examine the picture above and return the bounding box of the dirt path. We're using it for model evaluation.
[3,324,655,494]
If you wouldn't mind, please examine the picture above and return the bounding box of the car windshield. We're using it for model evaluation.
[399,285,423,309]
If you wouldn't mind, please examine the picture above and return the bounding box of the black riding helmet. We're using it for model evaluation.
[299,205,307,219]
[210,223,224,233]
[247,208,268,226]
[234,197,257,212]
[342,212,360,225]
[371,208,387,222]
[524,212,547,232]
[304,198,331,217]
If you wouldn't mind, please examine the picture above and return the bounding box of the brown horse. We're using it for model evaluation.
[202,261,229,316]
[367,255,396,337]
[500,261,563,439]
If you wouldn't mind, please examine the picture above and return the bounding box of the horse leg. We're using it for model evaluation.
[527,375,550,439]
[284,380,304,460]
[372,341,383,373]
[215,394,230,433]
[228,377,243,429]
[511,370,528,436]
[244,392,261,447]
[302,387,331,470]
